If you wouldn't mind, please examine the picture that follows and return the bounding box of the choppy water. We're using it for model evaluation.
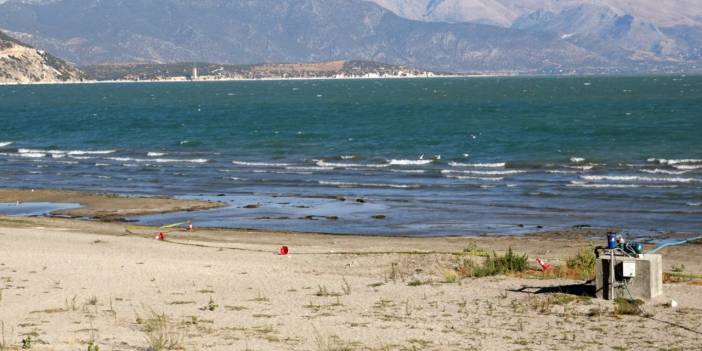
[1,76,701,235]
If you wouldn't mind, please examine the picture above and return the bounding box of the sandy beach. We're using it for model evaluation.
[0,191,701,350]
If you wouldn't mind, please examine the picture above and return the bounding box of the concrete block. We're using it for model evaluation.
[596,254,663,300]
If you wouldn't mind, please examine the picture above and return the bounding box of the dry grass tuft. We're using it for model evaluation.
[140,311,183,351]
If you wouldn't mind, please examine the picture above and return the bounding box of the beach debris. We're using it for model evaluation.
[187,220,193,232]
[536,257,552,272]
[669,299,678,308]
[155,232,165,241]
[278,246,289,255]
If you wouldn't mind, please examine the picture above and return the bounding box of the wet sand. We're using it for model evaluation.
[0,190,701,350]
[0,188,224,221]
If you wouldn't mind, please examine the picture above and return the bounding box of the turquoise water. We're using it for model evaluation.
[0,76,701,235]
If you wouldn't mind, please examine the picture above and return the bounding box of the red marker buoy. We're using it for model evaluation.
[155,232,165,241]
[278,246,289,255]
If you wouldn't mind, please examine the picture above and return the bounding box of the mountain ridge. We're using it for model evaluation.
[0,0,700,73]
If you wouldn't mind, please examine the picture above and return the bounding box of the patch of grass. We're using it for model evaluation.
[315,285,340,297]
[461,242,490,257]
[565,247,596,280]
[141,311,183,351]
[341,278,351,296]
[367,282,384,288]
[614,298,643,315]
[200,297,218,311]
[457,247,528,278]
[663,271,702,284]
[313,329,356,351]
[167,301,195,305]
[442,270,459,283]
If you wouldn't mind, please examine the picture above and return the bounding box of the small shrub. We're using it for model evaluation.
[566,247,596,280]
[141,311,183,351]
[453,247,528,279]
[462,242,490,257]
[614,298,643,315]
[201,297,218,311]
[21,336,31,350]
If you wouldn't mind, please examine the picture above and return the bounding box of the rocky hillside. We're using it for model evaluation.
[0,0,700,74]
[0,30,83,83]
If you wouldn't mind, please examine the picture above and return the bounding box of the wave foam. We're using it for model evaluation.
[388,159,433,166]
[581,175,699,183]
[445,175,504,181]
[442,169,524,175]
[568,181,677,189]
[650,158,702,165]
[0,142,12,148]
[316,160,389,168]
[318,180,420,189]
[233,160,290,167]
[639,169,689,175]
[448,161,506,168]
[148,152,167,157]
[570,157,586,163]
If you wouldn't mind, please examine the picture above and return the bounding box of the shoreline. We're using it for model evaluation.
[0,188,224,221]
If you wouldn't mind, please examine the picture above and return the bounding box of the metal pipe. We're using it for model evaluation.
[609,250,615,300]
[647,236,702,254]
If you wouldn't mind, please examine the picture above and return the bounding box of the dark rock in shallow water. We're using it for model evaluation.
[372,215,387,220]
[336,197,346,202]
[217,194,226,197]
[573,224,591,229]
[355,198,366,203]
[243,204,260,209]
[537,225,544,229]
[517,224,524,228]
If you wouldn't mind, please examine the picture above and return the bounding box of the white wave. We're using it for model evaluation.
[570,157,586,163]
[673,164,702,170]
[51,153,66,158]
[153,158,208,163]
[581,175,699,183]
[650,158,702,166]
[19,152,45,158]
[69,156,95,160]
[108,156,208,164]
[568,181,640,188]
[285,166,334,171]
[640,169,689,175]
[67,150,116,155]
[567,165,594,170]
[108,157,132,162]
[340,155,356,160]
[318,180,420,189]
[687,202,701,207]
[316,160,389,168]
[568,181,677,189]
[233,160,290,167]
[388,159,433,166]
[441,169,524,175]
[95,163,110,167]
[445,175,504,181]
[0,142,12,148]
[448,161,506,168]
[147,152,167,157]
[389,169,426,174]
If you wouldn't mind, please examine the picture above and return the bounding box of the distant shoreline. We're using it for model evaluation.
[0,74,503,86]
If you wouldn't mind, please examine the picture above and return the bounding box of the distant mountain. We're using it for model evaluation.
[0,0,699,74]
[368,0,702,28]
[0,30,83,83]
